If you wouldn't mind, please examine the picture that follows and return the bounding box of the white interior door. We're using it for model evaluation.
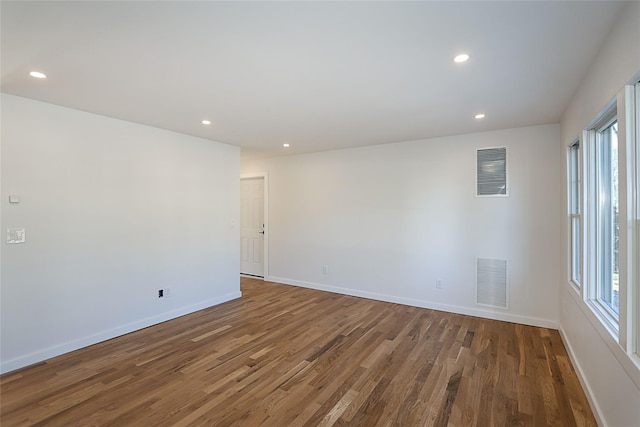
[240,177,264,277]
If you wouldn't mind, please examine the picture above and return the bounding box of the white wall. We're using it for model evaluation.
[243,124,561,328]
[559,2,640,426]
[0,94,241,373]
[561,1,640,143]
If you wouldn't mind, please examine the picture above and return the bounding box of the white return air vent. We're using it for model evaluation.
[476,258,507,309]
[477,147,507,196]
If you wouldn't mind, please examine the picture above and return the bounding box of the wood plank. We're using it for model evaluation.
[0,278,596,426]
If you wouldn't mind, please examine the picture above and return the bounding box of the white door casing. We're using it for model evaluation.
[240,177,265,277]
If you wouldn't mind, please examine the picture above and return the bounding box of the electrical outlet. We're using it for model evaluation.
[6,228,26,244]
[436,279,443,289]
[158,289,164,298]
[322,265,329,274]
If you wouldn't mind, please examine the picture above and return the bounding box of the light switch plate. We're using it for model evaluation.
[9,195,20,204]
[7,228,26,244]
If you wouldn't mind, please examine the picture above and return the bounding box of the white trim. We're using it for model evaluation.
[618,85,635,353]
[240,173,269,279]
[0,291,242,374]
[567,138,583,290]
[581,128,591,303]
[267,276,557,329]
[635,80,640,357]
[585,97,618,131]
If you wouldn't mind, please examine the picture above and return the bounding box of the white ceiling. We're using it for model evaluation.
[0,1,625,160]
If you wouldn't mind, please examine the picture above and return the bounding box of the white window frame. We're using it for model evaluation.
[632,82,639,356]
[616,83,638,357]
[585,105,620,334]
[596,117,619,318]
[568,139,582,290]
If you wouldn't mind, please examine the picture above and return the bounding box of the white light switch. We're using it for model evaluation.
[9,195,20,204]
[7,228,26,244]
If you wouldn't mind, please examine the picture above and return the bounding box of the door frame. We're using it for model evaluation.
[240,173,269,279]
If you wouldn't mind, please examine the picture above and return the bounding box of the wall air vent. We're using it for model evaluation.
[477,147,507,196]
[476,258,507,309]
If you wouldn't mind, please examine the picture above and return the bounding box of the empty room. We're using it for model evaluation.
[1,1,639,426]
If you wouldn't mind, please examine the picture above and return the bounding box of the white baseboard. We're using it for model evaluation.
[558,324,605,427]
[0,291,241,374]
[266,276,557,329]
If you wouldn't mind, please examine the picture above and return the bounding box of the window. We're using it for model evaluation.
[594,118,620,317]
[578,80,639,375]
[568,140,582,288]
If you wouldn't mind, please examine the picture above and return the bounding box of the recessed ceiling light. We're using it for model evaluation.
[29,71,47,79]
[454,54,469,63]
[201,120,211,125]
[283,143,290,148]
[475,113,486,119]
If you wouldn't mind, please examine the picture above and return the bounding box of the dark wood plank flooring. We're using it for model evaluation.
[0,278,595,426]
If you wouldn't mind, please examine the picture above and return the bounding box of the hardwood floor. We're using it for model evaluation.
[1,278,595,426]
